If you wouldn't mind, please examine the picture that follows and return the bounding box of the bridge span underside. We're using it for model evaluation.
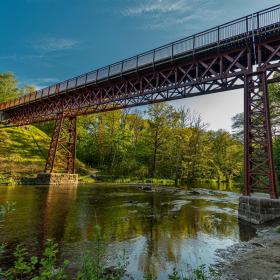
[0,5,280,199]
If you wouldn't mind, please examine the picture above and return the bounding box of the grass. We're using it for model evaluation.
[0,126,92,184]
[78,175,96,184]
[0,126,49,175]
[97,176,175,185]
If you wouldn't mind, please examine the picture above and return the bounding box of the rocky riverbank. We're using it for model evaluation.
[216,222,280,280]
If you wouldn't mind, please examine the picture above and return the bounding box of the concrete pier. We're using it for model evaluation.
[238,195,280,224]
[35,173,78,185]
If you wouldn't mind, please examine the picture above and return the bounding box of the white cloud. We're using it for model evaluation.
[21,77,59,89]
[28,36,79,53]
[0,54,46,63]
[142,11,218,30]
[122,0,189,16]
[121,0,219,31]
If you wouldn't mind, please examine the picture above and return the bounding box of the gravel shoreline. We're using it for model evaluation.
[215,221,280,280]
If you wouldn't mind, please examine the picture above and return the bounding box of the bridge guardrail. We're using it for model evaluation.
[1,4,279,111]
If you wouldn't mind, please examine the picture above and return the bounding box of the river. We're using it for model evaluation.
[0,183,257,279]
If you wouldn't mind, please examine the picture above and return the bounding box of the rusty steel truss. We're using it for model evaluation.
[45,114,77,174]
[244,71,277,198]
[0,5,280,197]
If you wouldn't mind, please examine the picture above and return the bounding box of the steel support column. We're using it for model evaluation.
[244,71,278,198]
[45,114,77,174]
[66,117,77,174]
[45,113,63,173]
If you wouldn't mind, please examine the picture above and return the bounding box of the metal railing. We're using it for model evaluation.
[0,4,279,111]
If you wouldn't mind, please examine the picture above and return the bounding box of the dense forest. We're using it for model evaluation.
[1,71,280,186]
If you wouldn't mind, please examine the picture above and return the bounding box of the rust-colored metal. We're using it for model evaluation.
[66,117,77,174]
[244,71,278,198]
[0,47,255,125]
[44,113,63,173]
[0,5,279,197]
[45,114,77,174]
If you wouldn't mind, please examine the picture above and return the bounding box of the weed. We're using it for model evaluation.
[76,225,128,280]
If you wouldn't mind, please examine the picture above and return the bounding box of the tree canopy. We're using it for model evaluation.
[3,71,280,186]
[0,72,35,103]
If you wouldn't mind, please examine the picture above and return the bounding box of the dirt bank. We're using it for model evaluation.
[216,222,280,280]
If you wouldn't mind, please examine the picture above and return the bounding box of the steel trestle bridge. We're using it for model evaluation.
[0,5,280,198]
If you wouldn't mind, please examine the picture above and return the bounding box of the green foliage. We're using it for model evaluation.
[276,226,280,234]
[0,243,5,254]
[0,209,220,280]
[208,130,243,183]
[3,245,37,279]
[0,71,244,184]
[144,275,158,280]
[273,137,280,192]
[0,72,20,103]
[166,265,222,280]
[0,125,91,180]
[168,268,182,280]
[75,104,243,184]
[0,201,16,219]
[0,240,68,280]
[0,126,51,175]
[76,225,128,280]
[0,202,15,267]
[2,70,280,188]
[231,113,243,142]
[21,85,36,96]
[33,240,69,280]
[0,72,36,103]
[0,212,128,280]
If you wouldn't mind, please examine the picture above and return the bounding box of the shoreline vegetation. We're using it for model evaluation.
[0,72,248,189]
[2,72,280,194]
[0,69,280,279]
[1,202,222,280]
[1,203,222,280]
[1,200,280,279]
[0,173,240,187]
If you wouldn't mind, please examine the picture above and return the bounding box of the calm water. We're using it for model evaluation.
[0,184,256,279]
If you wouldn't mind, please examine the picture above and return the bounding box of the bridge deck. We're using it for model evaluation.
[0,4,280,114]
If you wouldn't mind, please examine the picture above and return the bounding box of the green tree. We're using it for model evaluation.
[146,103,177,177]
[209,130,243,182]
[183,114,209,183]
[0,72,20,102]
[21,85,36,96]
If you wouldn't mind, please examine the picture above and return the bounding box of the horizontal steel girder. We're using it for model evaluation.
[1,39,280,126]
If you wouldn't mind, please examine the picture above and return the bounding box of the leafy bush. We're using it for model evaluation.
[0,203,220,280]
[165,265,221,280]
[76,225,128,280]
[0,231,129,280]
[0,201,16,219]
[0,240,68,280]
[144,275,158,280]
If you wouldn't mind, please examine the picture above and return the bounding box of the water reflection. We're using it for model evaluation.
[0,184,248,278]
[39,185,78,250]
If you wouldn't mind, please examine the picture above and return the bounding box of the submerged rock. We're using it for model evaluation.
[104,266,125,277]
[189,190,200,195]
[140,185,153,191]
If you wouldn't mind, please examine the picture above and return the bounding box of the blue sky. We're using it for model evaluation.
[0,0,279,130]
